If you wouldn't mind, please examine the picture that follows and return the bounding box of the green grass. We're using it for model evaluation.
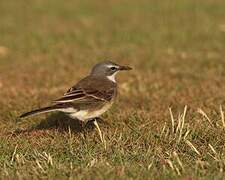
[1,0,225,179]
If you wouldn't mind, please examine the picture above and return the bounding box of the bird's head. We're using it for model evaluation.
[90,61,132,82]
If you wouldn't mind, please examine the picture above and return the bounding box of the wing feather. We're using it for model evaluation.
[53,76,116,104]
[53,88,113,103]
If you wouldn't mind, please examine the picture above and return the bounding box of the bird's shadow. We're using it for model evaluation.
[14,113,109,135]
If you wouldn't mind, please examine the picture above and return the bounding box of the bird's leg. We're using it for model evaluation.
[93,118,104,143]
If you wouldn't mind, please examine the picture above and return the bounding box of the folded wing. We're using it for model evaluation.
[53,87,114,104]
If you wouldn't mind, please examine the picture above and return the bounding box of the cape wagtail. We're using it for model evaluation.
[19,61,132,141]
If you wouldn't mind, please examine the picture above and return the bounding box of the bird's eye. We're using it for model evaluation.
[110,67,117,70]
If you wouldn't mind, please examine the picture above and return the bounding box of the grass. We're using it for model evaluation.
[1,0,225,179]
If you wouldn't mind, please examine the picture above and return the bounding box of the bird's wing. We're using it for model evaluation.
[53,86,115,103]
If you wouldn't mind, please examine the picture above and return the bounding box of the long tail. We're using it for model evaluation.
[19,105,62,118]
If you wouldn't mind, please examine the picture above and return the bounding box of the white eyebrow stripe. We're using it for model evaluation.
[106,64,119,68]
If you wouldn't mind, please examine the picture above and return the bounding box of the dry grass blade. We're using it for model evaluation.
[87,159,97,168]
[167,106,190,144]
[178,106,187,143]
[165,159,174,170]
[102,134,107,150]
[185,140,200,156]
[208,153,219,161]
[220,105,225,128]
[10,145,18,164]
[174,165,181,175]
[175,113,181,136]
[169,107,175,133]
[181,106,187,128]
[183,128,190,140]
[15,154,25,165]
[160,122,167,138]
[173,151,184,171]
[45,152,53,166]
[147,161,154,170]
[36,160,46,173]
[208,144,217,155]
[197,108,213,126]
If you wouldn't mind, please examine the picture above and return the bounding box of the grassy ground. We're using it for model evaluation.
[1,0,225,179]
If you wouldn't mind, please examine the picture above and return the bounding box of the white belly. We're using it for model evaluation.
[69,110,88,121]
[62,102,113,121]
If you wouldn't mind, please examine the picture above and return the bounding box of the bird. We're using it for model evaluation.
[19,61,132,142]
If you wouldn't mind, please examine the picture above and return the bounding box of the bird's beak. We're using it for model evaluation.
[119,65,132,71]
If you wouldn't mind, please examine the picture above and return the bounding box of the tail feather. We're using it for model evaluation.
[19,105,61,118]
